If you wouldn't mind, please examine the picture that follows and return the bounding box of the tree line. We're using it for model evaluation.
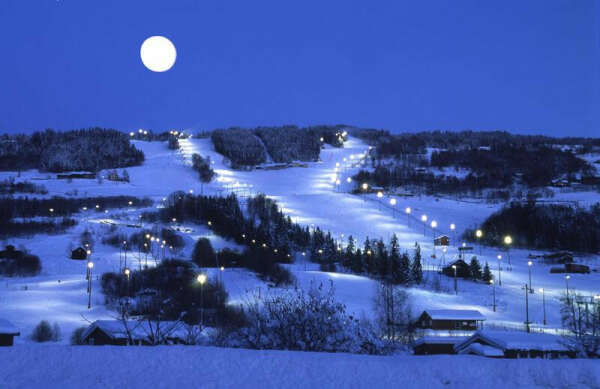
[465,202,600,253]
[0,128,145,172]
[210,125,347,167]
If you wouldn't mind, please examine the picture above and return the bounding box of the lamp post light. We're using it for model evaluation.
[404,206,411,226]
[527,261,533,293]
[450,223,456,246]
[431,220,438,259]
[87,261,94,309]
[504,235,513,270]
[452,265,457,295]
[491,279,496,312]
[523,284,530,333]
[197,274,207,328]
[539,288,547,325]
[475,229,483,255]
[497,254,502,286]
[565,275,571,301]
[420,214,427,236]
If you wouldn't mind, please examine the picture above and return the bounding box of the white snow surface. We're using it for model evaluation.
[0,136,599,344]
[1,345,599,389]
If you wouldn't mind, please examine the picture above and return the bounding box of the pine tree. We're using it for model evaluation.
[398,252,411,285]
[411,243,423,284]
[482,261,493,282]
[469,257,482,280]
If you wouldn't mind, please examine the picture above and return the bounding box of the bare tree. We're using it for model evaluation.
[373,280,414,346]
[560,292,600,357]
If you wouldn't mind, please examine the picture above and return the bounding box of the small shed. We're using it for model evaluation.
[0,319,20,346]
[416,309,486,331]
[413,336,468,355]
[442,259,470,278]
[81,320,188,346]
[71,247,87,260]
[434,235,450,247]
[454,330,576,359]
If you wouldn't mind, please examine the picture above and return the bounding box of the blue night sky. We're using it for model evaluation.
[1,0,598,136]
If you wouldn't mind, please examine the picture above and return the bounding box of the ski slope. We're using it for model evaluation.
[1,136,599,342]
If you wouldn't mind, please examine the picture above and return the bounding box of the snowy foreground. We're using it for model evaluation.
[1,345,599,389]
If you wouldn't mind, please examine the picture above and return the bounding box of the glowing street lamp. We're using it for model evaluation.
[197,273,207,327]
[475,229,483,254]
[565,275,571,300]
[497,254,502,286]
[420,214,427,236]
[362,183,368,191]
[87,261,94,309]
[346,177,352,183]
[450,223,456,246]
[405,206,411,226]
[377,191,383,199]
[504,235,513,270]
[452,265,458,294]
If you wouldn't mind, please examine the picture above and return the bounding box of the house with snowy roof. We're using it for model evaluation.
[454,330,576,359]
[416,309,486,331]
[0,319,20,346]
[81,320,190,346]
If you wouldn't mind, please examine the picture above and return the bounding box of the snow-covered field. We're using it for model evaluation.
[1,136,599,345]
[1,345,599,389]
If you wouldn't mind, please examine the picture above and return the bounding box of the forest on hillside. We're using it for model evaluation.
[465,202,600,253]
[0,128,145,172]
[210,125,347,167]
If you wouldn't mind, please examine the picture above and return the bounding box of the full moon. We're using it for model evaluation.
[140,36,176,72]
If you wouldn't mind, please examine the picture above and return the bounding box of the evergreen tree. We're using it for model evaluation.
[376,239,389,278]
[410,243,423,284]
[398,252,411,285]
[482,262,493,282]
[469,257,482,280]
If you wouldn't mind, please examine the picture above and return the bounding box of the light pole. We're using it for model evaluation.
[450,223,456,246]
[496,254,502,286]
[197,274,207,328]
[87,261,94,309]
[527,261,533,293]
[565,275,571,301]
[504,235,512,271]
[452,265,457,295]
[539,288,546,325]
[389,198,396,217]
[405,207,411,226]
[421,214,427,236]
[523,283,530,333]
[491,279,496,312]
[124,268,130,296]
[431,220,438,259]
[475,229,483,255]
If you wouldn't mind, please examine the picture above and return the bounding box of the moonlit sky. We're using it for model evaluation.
[1,0,598,136]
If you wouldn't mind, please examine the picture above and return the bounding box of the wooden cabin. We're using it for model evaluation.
[81,320,189,346]
[442,259,471,278]
[0,319,20,346]
[434,235,450,247]
[71,247,88,260]
[550,263,590,274]
[413,336,468,355]
[416,309,486,331]
[454,330,576,359]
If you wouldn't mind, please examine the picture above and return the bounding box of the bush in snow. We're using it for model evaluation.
[191,153,215,183]
[560,293,600,358]
[70,326,87,345]
[31,320,60,342]
[0,245,42,276]
[233,282,384,354]
[192,238,217,267]
[373,280,414,346]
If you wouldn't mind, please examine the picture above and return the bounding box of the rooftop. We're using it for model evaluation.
[424,309,486,321]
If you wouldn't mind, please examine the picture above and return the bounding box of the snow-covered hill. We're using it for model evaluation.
[1,136,599,342]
